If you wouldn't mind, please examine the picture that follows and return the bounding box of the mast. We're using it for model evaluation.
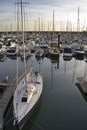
[77,6,80,32]
[15,0,20,122]
[20,0,26,83]
[52,10,55,40]
[16,0,20,88]
[66,19,69,31]
[14,0,29,123]
[20,0,29,91]
[38,17,41,37]
[53,10,55,32]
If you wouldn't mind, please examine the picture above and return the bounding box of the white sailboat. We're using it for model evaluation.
[13,0,43,129]
[0,42,7,56]
[63,46,73,61]
[49,10,60,58]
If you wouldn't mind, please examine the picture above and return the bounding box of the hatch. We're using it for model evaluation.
[21,97,27,102]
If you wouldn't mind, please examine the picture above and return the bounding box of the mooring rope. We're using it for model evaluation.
[29,118,45,130]
[4,117,14,127]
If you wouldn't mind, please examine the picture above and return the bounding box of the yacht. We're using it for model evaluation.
[13,1,43,129]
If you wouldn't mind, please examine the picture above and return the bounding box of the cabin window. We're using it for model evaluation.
[64,48,72,53]
[21,97,27,102]
[36,81,40,84]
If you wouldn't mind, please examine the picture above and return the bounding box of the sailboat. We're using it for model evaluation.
[13,0,43,129]
[49,10,60,58]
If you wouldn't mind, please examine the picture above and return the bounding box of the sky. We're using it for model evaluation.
[0,0,87,31]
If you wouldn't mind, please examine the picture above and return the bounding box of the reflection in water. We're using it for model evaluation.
[72,59,77,83]
[20,55,31,62]
[2,51,87,130]
[50,55,59,88]
[63,55,72,75]
[51,63,53,88]
[0,54,7,62]
[38,60,42,74]
[35,55,44,62]
[73,54,84,60]
[50,54,59,69]
[50,58,59,70]
[64,60,66,75]
[84,61,87,79]
[8,55,17,60]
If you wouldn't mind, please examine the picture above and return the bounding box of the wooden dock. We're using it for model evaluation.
[0,78,16,130]
[0,74,24,130]
[76,78,87,94]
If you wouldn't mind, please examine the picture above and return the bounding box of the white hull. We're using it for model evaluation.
[74,50,84,55]
[63,47,73,57]
[0,48,7,56]
[13,71,43,129]
[63,53,72,57]
[7,48,18,56]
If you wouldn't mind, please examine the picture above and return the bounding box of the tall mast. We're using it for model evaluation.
[38,17,40,33]
[66,19,69,31]
[53,10,55,32]
[15,0,19,89]
[52,10,55,41]
[77,6,80,32]
[20,0,29,90]
[15,0,29,120]
[20,0,26,82]
[15,0,20,121]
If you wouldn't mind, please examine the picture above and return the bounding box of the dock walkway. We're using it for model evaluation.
[0,74,24,130]
[76,78,87,94]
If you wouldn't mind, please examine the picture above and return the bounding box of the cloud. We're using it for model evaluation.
[28,0,87,25]
[0,0,87,31]
[0,3,16,23]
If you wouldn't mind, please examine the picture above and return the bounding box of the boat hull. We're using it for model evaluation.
[63,56,72,61]
[49,48,59,59]
[49,53,59,59]
[16,94,42,129]
[13,72,43,130]
[0,50,7,56]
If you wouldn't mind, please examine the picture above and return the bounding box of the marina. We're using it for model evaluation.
[0,31,87,129]
[1,0,87,129]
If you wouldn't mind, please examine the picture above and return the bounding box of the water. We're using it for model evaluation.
[1,54,87,130]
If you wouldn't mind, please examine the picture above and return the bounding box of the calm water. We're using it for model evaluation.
[1,54,87,130]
